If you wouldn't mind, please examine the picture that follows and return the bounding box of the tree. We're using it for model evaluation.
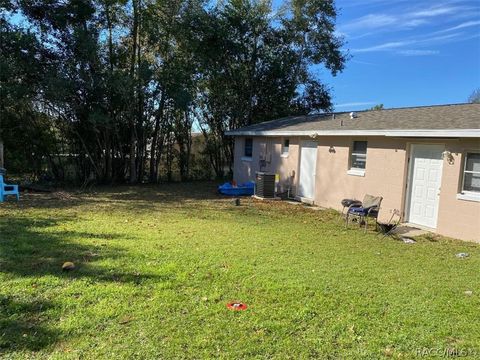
[467,89,480,104]
[368,104,384,110]
[2,0,347,182]
[191,0,346,177]
[0,16,59,177]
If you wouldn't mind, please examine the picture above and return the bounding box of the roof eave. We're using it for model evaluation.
[225,129,480,138]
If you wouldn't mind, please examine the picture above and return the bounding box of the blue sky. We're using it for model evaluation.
[289,0,480,111]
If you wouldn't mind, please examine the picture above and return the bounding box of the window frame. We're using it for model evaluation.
[281,138,290,157]
[243,137,253,159]
[348,140,368,175]
[460,151,480,194]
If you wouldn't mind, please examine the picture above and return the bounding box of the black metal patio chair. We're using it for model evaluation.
[376,209,402,239]
[345,194,383,232]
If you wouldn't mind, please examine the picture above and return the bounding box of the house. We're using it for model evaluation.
[226,103,480,242]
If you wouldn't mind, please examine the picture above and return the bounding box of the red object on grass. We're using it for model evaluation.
[226,302,247,311]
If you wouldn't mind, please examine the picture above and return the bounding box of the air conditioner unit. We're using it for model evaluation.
[255,172,276,199]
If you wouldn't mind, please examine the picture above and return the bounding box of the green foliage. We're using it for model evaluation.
[0,18,58,176]
[0,183,479,358]
[1,0,347,182]
[191,0,346,176]
[369,104,384,110]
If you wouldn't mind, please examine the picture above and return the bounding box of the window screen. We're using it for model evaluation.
[351,141,367,169]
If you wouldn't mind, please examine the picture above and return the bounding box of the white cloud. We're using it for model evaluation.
[342,14,397,31]
[351,32,463,53]
[433,20,480,34]
[351,59,378,65]
[338,1,480,58]
[397,49,440,56]
[409,6,458,18]
[402,19,429,28]
[352,41,413,53]
[339,2,478,35]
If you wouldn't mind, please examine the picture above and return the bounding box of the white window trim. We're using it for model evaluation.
[456,192,480,202]
[347,168,365,177]
[349,141,367,174]
[458,151,480,199]
[241,156,252,162]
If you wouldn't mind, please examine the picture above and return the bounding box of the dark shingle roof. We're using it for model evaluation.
[226,103,480,136]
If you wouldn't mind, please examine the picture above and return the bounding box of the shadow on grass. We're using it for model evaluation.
[8,181,225,214]
[89,181,226,211]
[12,182,308,224]
[0,216,171,284]
[0,213,176,353]
[0,296,59,352]
[96,181,221,199]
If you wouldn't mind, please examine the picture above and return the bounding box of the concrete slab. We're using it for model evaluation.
[252,195,281,201]
[393,224,430,237]
[284,200,326,211]
[295,196,314,205]
[307,206,327,211]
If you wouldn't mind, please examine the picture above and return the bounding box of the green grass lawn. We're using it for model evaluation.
[1,182,479,359]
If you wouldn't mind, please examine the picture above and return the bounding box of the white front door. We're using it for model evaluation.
[298,141,318,200]
[407,144,444,228]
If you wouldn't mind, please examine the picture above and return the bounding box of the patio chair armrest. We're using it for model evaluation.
[366,206,380,216]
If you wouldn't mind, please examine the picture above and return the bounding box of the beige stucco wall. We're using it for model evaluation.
[314,136,408,223]
[435,140,480,241]
[233,136,300,194]
[232,136,480,242]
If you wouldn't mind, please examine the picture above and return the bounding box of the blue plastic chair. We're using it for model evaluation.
[0,175,19,202]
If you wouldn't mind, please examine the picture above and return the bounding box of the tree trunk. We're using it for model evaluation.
[149,92,165,182]
[105,130,112,182]
[105,2,114,183]
[129,0,139,183]
[135,12,144,183]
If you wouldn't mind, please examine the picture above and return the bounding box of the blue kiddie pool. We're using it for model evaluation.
[218,181,255,196]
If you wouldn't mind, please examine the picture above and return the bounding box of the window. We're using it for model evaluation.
[350,141,367,170]
[244,138,253,158]
[462,152,480,193]
[282,139,290,155]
